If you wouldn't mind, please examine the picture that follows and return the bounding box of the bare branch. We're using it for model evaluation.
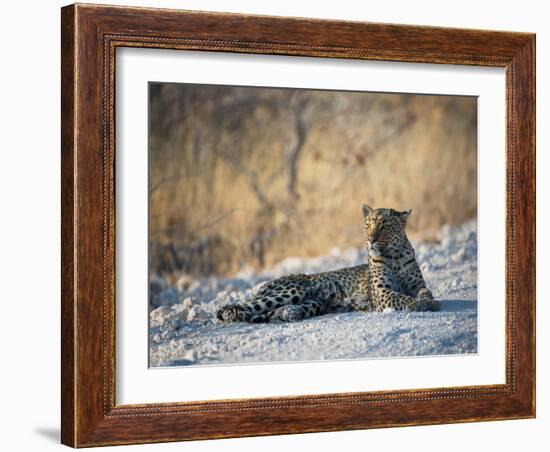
[286,112,307,198]
[150,208,237,238]
[286,93,309,198]
[149,171,192,197]
[188,208,237,236]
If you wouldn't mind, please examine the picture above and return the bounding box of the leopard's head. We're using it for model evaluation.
[362,204,411,257]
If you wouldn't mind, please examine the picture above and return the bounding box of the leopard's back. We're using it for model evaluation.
[217,265,371,323]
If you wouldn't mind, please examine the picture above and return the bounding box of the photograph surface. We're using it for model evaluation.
[148,82,478,367]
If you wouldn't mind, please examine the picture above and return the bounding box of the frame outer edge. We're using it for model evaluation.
[514,35,536,416]
[61,3,536,447]
[61,3,77,448]
[531,35,536,417]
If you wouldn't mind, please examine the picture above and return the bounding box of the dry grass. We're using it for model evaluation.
[149,83,477,277]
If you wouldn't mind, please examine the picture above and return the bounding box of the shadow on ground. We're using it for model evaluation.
[438,299,477,312]
[34,427,59,443]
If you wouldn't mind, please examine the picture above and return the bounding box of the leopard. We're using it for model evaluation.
[217,204,439,323]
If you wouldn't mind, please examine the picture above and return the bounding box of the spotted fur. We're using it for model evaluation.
[217,205,439,323]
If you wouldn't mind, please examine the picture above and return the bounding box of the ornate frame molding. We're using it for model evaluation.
[61,4,535,447]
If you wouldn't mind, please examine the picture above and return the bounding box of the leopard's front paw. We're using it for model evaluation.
[217,304,251,323]
[417,288,433,299]
[416,288,440,312]
[271,305,304,322]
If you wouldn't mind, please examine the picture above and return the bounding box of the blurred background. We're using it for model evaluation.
[149,83,477,279]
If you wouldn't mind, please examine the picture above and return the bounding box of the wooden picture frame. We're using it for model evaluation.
[61,3,535,447]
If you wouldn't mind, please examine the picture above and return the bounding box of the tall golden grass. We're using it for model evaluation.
[149,83,477,277]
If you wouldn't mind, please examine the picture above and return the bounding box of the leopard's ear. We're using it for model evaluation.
[397,209,412,226]
[362,204,372,218]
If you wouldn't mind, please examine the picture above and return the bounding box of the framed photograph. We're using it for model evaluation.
[61,3,535,447]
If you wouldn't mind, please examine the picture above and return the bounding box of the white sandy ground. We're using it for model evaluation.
[149,220,478,367]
